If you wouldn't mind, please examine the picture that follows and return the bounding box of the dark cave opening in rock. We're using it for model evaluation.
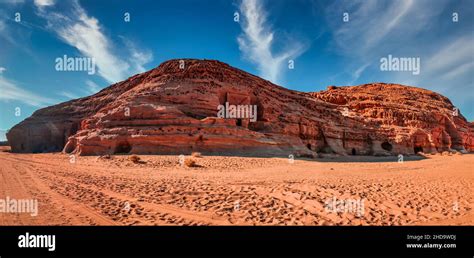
[115,141,132,154]
[381,141,393,151]
[236,119,242,126]
[351,148,356,155]
[414,146,423,154]
[306,143,312,150]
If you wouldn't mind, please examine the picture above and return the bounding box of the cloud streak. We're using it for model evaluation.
[425,36,473,77]
[0,129,6,142]
[237,0,305,84]
[34,0,55,7]
[36,0,152,83]
[85,80,101,94]
[57,91,80,100]
[326,0,435,58]
[0,76,57,107]
[324,0,473,118]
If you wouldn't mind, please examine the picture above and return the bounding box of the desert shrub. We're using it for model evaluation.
[129,155,141,163]
[184,158,197,167]
[97,154,112,160]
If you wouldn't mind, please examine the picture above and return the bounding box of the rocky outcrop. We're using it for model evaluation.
[311,84,474,154]
[7,59,473,156]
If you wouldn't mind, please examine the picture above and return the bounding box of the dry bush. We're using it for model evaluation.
[184,158,197,167]
[129,155,141,163]
[191,152,202,158]
[97,154,112,160]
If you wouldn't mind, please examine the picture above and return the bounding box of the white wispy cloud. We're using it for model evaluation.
[57,91,80,100]
[130,49,153,73]
[34,0,55,7]
[324,0,473,118]
[347,63,370,85]
[361,0,414,51]
[413,35,474,97]
[35,0,152,83]
[326,0,442,59]
[324,0,472,83]
[0,18,16,46]
[0,129,6,141]
[425,36,473,76]
[85,80,101,94]
[2,0,25,4]
[0,76,57,107]
[0,12,41,57]
[120,36,153,74]
[441,61,474,81]
[237,0,306,84]
[58,80,104,99]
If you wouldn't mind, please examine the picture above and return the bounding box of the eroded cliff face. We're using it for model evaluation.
[7,59,473,156]
[312,84,474,154]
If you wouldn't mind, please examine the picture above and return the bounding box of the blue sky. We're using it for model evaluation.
[0,0,473,141]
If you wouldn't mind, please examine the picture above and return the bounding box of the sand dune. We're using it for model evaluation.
[0,147,472,226]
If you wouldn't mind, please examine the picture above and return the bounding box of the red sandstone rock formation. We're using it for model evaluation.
[6,59,473,156]
[312,85,474,154]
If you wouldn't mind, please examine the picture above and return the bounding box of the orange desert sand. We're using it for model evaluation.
[0,146,472,226]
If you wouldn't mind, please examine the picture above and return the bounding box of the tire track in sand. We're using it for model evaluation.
[0,154,117,225]
[9,154,231,225]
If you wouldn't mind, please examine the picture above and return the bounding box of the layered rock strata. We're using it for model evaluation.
[7,59,473,156]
